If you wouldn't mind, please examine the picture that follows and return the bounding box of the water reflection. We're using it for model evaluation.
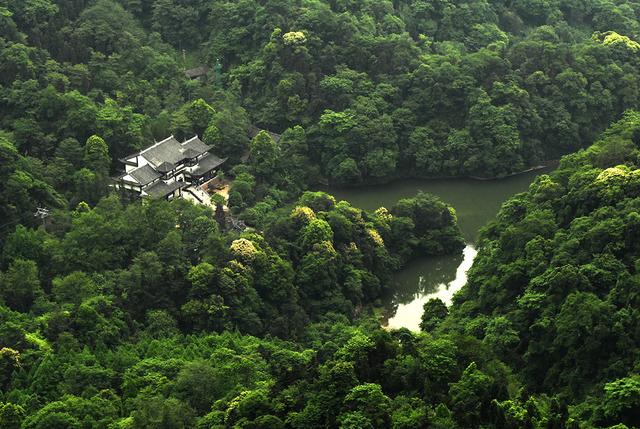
[381,245,477,331]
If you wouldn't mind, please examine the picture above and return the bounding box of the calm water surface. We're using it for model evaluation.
[328,168,553,330]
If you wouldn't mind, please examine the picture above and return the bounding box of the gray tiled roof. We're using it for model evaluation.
[156,161,175,173]
[144,180,186,198]
[182,136,211,154]
[129,164,161,185]
[141,136,184,167]
[140,136,212,167]
[182,148,200,159]
[190,153,226,177]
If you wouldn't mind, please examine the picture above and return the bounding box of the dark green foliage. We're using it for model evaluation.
[1,0,640,428]
[0,182,465,426]
[447,111,640,426]
[0,402,25,429]
[420,298,448,332]
[0,259,42,313]
[392,192,465,255]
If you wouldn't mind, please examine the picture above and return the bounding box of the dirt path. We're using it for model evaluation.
[216,184,230,202]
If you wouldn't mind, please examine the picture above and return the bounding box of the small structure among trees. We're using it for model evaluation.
[184,65,208,81]
[248,125,281,143]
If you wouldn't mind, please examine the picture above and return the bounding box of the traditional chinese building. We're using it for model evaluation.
[113,135,226,200]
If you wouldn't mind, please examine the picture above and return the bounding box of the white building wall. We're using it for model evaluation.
[124,155,149,173]
[137,156,149,168]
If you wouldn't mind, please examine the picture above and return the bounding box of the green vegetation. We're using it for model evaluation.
[1,0,640,427]
[446,111,640,427]
[0,188,465,427]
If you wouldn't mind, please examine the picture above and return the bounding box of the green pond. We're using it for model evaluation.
[327,167,554,331]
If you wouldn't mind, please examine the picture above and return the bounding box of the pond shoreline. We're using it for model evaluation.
[320,160,559,188]
[468,160,559,181]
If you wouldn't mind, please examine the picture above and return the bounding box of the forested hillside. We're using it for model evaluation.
[2,0,640,428]
[446,111,640,427]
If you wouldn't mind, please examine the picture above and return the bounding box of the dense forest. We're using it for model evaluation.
[2,0,640,428]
